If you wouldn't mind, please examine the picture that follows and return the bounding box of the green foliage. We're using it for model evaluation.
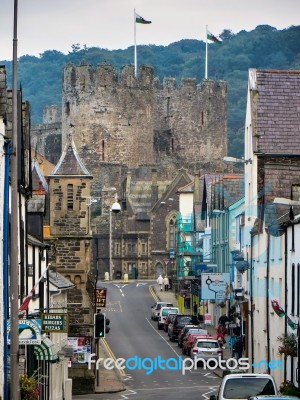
[279,381,300,397]
[1,25,300,158]
[277,333,297,356]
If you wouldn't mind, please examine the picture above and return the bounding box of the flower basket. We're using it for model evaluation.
[277,334,297,357]
[279,381,300,396]
[19,374,40,400]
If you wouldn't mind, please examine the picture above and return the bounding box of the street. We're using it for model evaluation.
[73,281,221,400]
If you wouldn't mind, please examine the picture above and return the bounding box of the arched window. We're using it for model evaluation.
[169,216,176,250]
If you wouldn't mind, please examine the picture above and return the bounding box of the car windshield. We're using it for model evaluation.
[223,378,276,399]
[178,316,193,324]
[162,309,178,316]
[197,341,219,348]
[189,329,207,335]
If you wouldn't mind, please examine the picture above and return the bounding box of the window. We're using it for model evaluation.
[141,243,147,255]
[127,243,136,255]
[67,184,74,210]
[169,217,176,250]
[115,242,121,256]
[141,262,147,273]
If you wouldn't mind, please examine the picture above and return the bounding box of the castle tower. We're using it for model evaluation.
[47,134,93,335]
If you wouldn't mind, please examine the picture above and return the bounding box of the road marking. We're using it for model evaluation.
[145,318,181,357]
[114,284,128,289]
[101,338,126,376]
[98,300,122,312]
[136,282,147,287]
[149,285,158,302]
[119,390,137,399]
[123,374,134,381]
[202,387,218,399]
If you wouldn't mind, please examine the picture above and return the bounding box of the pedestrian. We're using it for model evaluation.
[216,323,227,344]
[232,337,243,360]
[157,274,164,291]
[163,276,169,291]
[193,302,198,316]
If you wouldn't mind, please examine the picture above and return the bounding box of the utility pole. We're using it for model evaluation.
[10,0,20,398]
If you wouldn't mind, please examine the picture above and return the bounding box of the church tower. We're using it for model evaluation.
[47,134,93,336]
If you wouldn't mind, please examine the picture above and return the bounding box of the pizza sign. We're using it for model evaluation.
[95,288,107,308]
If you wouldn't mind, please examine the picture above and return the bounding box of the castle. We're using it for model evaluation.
[31,63,228,279]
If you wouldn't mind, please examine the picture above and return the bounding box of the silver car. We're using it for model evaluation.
[151,301,173,320]
[191,338,223,363]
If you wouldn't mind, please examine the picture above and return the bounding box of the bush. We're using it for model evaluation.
[279,381,300,397]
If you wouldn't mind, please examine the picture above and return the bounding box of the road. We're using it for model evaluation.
[74,280,221,400]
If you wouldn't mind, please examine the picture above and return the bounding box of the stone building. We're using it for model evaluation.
[32,62,228,281]
[93,168,193,279]
[31,105,62,165]
[46,134,93,336]
[61,63,227,198]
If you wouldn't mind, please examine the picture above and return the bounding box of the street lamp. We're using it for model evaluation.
[109,196,121,280]
[223,156,252,164]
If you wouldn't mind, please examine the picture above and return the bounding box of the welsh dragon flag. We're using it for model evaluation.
[135,13,151,24]
[207,30,222,44]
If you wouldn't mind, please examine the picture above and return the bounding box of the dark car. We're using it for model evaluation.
[164,313,177,332]
[177,325,199,347]
[168,314,199,342]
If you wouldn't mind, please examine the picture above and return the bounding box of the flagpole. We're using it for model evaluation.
[134,8,137,78]
[205,25,208,80]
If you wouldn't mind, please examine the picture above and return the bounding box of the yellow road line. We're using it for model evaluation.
[101,338,126,376]
[149,285,158,302]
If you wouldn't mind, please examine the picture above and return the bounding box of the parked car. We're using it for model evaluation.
[210,373,277,400]
[163,313,178,332]
[157,307,179,330]
[191,337,223,364]
[249,397,299,400]
[182,333,212,356]
[151,301,173,320]
[168,314,199,341]
[177,325,200,347]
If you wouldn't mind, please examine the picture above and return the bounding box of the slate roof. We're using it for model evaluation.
[48,270,74,290]
[50,134,92,177]
[250,69,300,154]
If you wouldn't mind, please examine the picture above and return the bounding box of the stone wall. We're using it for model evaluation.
[58,63,227,195]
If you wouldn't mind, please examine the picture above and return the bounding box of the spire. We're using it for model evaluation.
[50,134,92,177]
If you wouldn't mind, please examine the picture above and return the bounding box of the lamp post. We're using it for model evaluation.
[109,195,121,280]
[10,1,20,398]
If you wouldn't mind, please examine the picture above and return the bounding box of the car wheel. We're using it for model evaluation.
[182,347,186,355]
[170,336,174,342]
[157,324,161,330]
[187,348,191,356]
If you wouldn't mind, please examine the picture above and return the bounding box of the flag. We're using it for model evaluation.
[19,289,35,312]
[271,299,285,317]
[207,31,222,44]
[18,263,51,313]
[135,13,151,24]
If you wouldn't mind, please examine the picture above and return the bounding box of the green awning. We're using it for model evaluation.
[34,337,59,363]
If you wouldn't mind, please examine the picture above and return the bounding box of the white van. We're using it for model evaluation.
[157,306,179,330]
[210,373,277,400]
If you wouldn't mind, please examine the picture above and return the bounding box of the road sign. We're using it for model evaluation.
[95,288,107,308]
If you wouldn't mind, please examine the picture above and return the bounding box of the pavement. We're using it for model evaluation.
[91,281,230,395]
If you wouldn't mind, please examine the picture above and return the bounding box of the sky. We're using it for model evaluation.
[1,0,300,60]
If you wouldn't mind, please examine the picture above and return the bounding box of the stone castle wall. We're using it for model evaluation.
[59,63,227,194]
[31,105,62,165]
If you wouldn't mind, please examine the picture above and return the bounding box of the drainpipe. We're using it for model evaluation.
[250,233,254,371]
[266,229,270,374]
[284,225,288,383]
[3,140,11,400]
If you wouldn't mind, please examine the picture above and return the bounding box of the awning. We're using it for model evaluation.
[34,337,59,363]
